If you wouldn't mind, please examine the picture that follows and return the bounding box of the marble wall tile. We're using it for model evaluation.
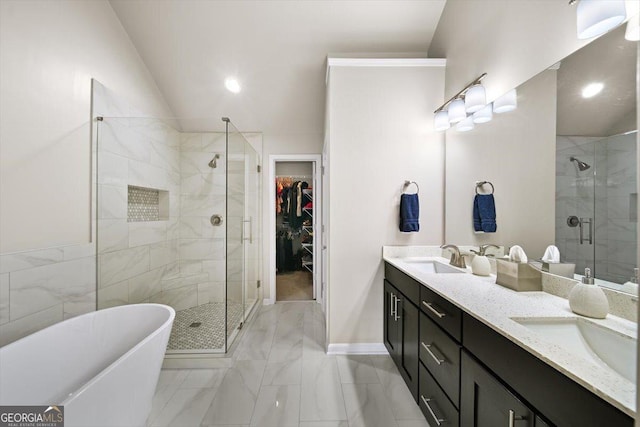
[97,280,129,309]
[129,266,167,303]
[180,195,225,217]
[162,272,209,291]
[197,282,225,305]
[178,239,225,261]
[181,151,218,175]
[0,273,9,325]
[150,240,178,270]
[0,248,65,274]
[62,243,96,261]
[179,260,203,275]
[10,257,96,320]
[128,118,179,147]
[97,151,128,186]
[0,304,63,347]
[153,286,198,311]
[201,133,226,152]
[202,260,226,282]
[63,291,96,320]
[129,222,167,247]
[98,184,127,219]
[180,133,203,151]
[150,142,180,173]
[100,245,149,287]
[99,120,151,163]
[179,217,203,239]
[98,219,129,253]
[129,159,168,190]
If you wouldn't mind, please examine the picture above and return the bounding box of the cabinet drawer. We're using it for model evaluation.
[420,313,461,407]
[384,262,420,306]
[420,286,462,342]
[419,363,459,427]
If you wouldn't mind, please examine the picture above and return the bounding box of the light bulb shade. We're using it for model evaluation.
[493,89,517,113]
[456,116,475,132]
[434,110,450,131]
[448,98,466,123]
[626,13,640,41]
[465,84,486,113]
[577,0,627,40]
[473,103,493,124]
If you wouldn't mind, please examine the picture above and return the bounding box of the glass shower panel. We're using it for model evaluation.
[225,121,246,346]
[243,137,260,322]
[556,140,596,275]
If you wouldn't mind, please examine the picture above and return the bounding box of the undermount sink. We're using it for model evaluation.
[400,260,464,274]
[513,317,637,382]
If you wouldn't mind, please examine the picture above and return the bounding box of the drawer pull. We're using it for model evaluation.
[423,301,446,318]
[421,342,445,365]
[421,395,446,426]
[394,295,400,321]
[508,409,525,427]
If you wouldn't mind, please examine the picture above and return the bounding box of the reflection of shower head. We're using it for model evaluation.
[208,154,220,168]
[570,156,591,171]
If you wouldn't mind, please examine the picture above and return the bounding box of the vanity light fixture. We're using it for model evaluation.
[581,82,604,98]
[456,116,475,132]
[433,72,487,131]
[448,98,467,123]
[493,89,518,113]
[434,110,451,131]
[465,84,487,113]
[224,77,241,93]
[571,0,627,40]
[473,103,493,124]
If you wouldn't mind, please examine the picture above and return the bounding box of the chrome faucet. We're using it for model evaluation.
[441,244,466,269]
[471,244,500,257]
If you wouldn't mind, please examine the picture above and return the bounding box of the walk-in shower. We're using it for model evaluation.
[95,116,261,354]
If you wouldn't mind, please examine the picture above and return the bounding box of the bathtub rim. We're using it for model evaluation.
[60,303,175,405]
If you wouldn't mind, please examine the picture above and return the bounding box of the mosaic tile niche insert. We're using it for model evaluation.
[127,185,169,222]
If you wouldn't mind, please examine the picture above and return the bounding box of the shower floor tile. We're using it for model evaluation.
[168,301,254,351]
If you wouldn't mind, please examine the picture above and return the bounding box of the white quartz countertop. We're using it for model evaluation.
[383,255,637,417]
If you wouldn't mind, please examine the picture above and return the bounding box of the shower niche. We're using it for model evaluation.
[95,115,261,355]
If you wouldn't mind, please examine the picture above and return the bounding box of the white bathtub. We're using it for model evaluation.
[0,303,175,427]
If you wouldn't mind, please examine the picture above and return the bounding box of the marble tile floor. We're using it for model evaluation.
[148,301,429,427]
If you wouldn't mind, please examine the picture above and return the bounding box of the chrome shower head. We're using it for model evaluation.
[570,156,591,171]
[208,154,220,168]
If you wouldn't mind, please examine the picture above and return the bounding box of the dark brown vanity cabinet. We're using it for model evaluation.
[383,262,634,427]
[383,279,419,400]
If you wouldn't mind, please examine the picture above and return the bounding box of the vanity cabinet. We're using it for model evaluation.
[383,262,634,427]
[383,279,419,400]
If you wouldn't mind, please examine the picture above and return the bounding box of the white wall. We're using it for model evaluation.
[326,63,445,345]
[445,70,557,258]
[0,0,172,253]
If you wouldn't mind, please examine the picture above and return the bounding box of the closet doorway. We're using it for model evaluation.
[269,155,322,305]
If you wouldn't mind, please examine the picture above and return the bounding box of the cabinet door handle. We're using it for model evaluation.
[390,293,396,318]
[508,409,525,427]
[421,342,445,365]
[394,295,400,321]
[422,301,446,318]
[421,395,446,426]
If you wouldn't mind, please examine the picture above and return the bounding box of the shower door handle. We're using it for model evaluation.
[242,217,253,243]
[579,217,593,245]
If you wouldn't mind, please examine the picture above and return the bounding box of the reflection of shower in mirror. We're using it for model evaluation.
[569,156,591,171]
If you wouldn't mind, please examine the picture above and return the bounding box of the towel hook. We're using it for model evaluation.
[403,180,419,194]
[475,181,494,195]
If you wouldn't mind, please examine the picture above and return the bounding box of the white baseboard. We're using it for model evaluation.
[327,343,389,355]
[262,298,275,305]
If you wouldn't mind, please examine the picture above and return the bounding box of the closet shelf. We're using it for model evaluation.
[302,243,313,255]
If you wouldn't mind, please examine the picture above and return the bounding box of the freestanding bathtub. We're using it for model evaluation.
[0,303,175,427]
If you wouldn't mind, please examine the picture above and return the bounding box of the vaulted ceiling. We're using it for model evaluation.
[109,0,447,133]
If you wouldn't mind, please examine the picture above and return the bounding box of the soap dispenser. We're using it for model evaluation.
[470,244,499,276]
[568,268,609,319]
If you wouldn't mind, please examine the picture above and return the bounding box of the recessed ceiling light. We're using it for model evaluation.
[581,82,604,98]
[225,77,241,94]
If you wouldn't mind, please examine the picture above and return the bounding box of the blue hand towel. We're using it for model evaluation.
[473,194,497,233]
[399,193,419,232]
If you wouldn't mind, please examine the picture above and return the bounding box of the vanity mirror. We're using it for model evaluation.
[444,24,638,294]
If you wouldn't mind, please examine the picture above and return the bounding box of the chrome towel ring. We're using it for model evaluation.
[403,180,419,194]
[475,181,494,195]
